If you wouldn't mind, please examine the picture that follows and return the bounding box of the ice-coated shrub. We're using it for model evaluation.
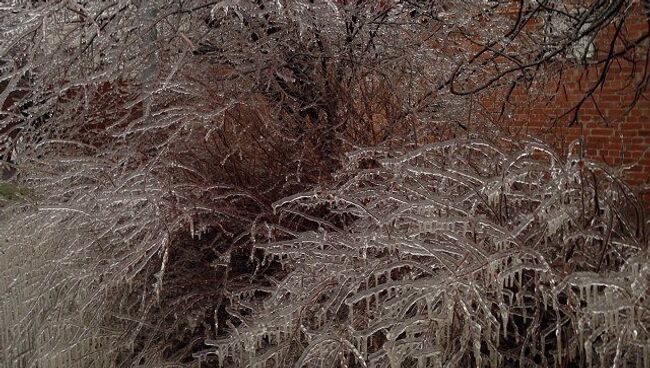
[0,1,476,366]
[194,138,649,368]
[1,1,649,367]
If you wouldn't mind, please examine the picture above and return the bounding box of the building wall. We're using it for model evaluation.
[480,6,649,205]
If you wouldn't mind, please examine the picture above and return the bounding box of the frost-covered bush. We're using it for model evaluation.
[1,1,649,368]
[0,1,481,367]
[195,138,649,368]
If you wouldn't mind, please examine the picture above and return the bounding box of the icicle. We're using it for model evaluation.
[585,340,593,368]
[473,339,482,368]
[578,318,585,355]
[500,304,508,338]
[217,348,224,367]
[579,286,585,304]
[556,324,562,363]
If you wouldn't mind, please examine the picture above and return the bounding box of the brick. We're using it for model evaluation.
[589,129,615,137]
[478,10,650,183]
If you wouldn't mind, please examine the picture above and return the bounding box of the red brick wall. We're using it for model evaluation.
[485,9,650,200]
[505,67,650,185]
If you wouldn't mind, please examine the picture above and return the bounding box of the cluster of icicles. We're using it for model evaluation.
[193,139,649,367]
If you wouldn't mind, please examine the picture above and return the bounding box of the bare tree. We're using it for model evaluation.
[446,0,650,125]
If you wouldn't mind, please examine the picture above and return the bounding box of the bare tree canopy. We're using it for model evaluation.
[447,0,650,124]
